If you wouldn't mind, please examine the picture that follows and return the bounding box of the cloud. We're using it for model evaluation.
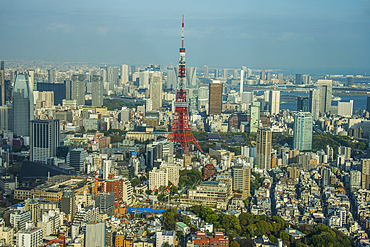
[47,23,71,33]
[97,27,108,35]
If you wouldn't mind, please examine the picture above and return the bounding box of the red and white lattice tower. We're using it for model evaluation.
[167,15,203,156]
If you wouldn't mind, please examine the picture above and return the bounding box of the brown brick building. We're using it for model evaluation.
[192,231,229,247]
[202,164,217,180]
[209,82,223,115]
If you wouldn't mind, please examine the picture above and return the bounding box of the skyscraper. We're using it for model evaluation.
[166,67,177,90]
[120,64,129,85]
[256,128,272,170]
[48,69,56,83]
[13,72,33,136]
[309,89,320,119]
[92,75,103,107]
[1,61,4,106]
[317,79,332,115]
[30,119,60,163]
[208,81,222,115]
[233,69,238,79]
[186,67,197,86]
[295,74,302,84]
[204,65,209,79]
[139,71,149,88]
[107,66,119,90]
[240,70,244,94]
[297,96,310,112]
[260,71,265,80]
[66,148,88,172]
[223,69,228,79]
[269,90,280,115]
[250,102,260,133]
[71,74,85,106]
[214,68,219,78]
[346,75,354,86]
[293,112,313,151]
[149,72,163,111]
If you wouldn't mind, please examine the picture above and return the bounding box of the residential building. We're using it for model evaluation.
[149,72,163,111]
[256,128,272,170]
[85,222,106,247]
[293,112,313,151]
[17,227,43,247]
[156,231,175,247]
[269,90,280,115]
[149,167,168,191]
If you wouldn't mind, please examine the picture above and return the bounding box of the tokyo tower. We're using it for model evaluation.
[167,15,203,156]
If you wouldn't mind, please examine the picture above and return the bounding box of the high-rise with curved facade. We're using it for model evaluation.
[12,72,33,136]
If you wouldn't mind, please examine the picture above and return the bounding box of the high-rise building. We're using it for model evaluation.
[66,148,88,172]
[269,90,280,115]
[139,71,149,88]
[92,75,103,107]
[85,222,106,247]
[0,104,12,134]
[37,82,66,105]
[241,92,253,105]
[250,102,260,133]
[120,64,129,85]
[293,112,313,151]
[107,66,119,90]
[166,67,177,90]
[186,67,197,86]
[256,128,272,170]
[223,69,228,79]
[30,119,60,163]
[149,72,163,111]
[337,100,353,117]
[317,79,332,115]
[232,165,251,199]
[100,66,108,82]
[214,68,219,78]
[297,96,310,112]
[1,61,4,106]
[309,89,320,119]
[260,71,265,80]
[12,72,34,137]
[208,81,222,115]
[17,227,43,247]
[367,97,370,112]
[233,69,238,79]
[240,70,244,94]
[204,65,209,79]
[48,69,56,83]
[71,74,85,106]
[295,74,302,84]
[303,74,311,84]
[346,75,354,86]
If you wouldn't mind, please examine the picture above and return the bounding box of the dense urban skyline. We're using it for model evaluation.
[1,0,369,73]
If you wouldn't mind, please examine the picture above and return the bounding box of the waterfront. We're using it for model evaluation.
[280,92,367,112]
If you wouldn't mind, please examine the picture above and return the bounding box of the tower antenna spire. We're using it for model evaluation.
[167,15,203,156]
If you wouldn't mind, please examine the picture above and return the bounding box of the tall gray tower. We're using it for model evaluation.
[12,72,33,136]
[71,74,85,106]
[92,75,103,107]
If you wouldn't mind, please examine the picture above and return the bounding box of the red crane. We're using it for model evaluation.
[167,15,203,156]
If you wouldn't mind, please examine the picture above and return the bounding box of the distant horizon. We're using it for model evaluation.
[2,58,370,77]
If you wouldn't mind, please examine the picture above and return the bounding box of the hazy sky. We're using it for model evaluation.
[1,0,369,71]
